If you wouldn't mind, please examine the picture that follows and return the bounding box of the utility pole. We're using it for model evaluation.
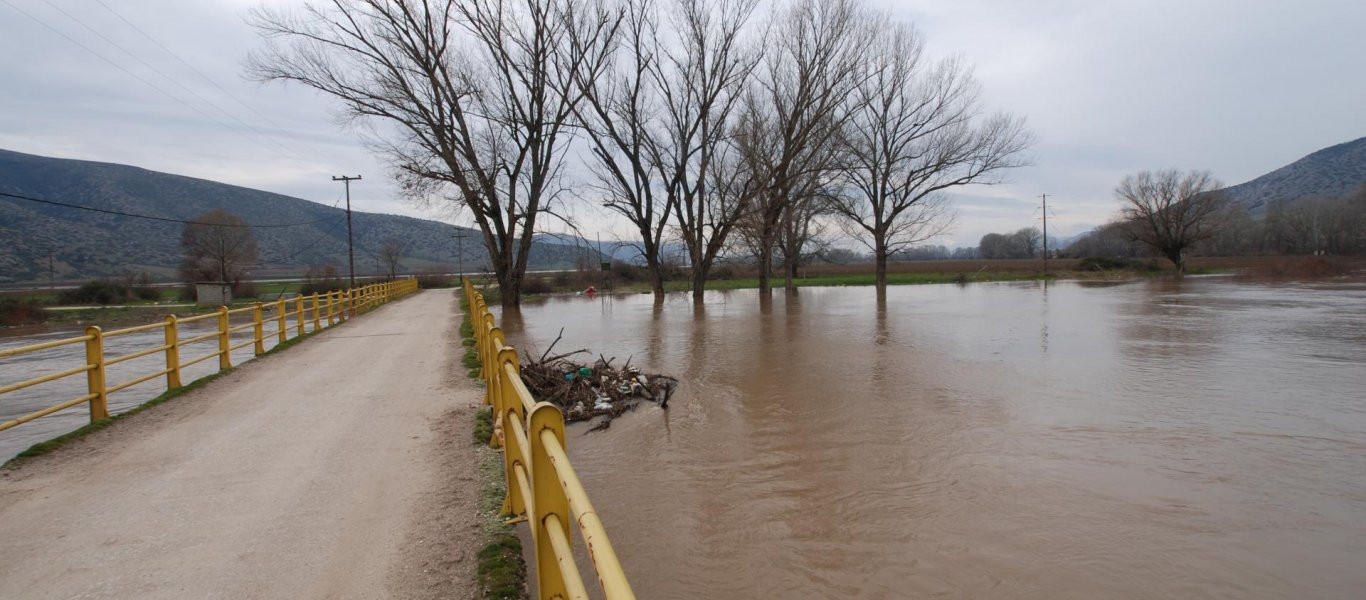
[332,175,362,287]
[454,228,468,278]
[1040,193,1049,275]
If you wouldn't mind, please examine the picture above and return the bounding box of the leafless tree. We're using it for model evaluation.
[657,0,762,301]
[1016,226,1042,258]
[247,0,621,306]
[740,0,869,297]
[1117,169,1227,274]
[830,22,1030,290]
[573,0,756,300]
[180,210,258,286]
[378,238,404,280]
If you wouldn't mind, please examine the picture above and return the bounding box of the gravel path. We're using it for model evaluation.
[0,289,482,600]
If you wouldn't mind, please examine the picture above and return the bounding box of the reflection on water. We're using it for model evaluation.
[499,277,1366,599]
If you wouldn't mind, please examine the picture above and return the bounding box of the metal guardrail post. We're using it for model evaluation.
[253,303,265,355]
[529,403,575,600]
[84,325,108,422]
[276,298,288,342]
[296,296,306,337]
[217,306,232,370]
[498,347,526,514]
[165,315,182,389]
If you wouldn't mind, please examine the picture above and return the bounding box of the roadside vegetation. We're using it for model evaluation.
[460,291,529,600]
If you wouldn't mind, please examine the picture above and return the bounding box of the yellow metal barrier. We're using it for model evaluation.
[463,279,636,600]
[0,279,420,433]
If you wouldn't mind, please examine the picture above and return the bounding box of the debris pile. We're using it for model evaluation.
[519,330,678,431]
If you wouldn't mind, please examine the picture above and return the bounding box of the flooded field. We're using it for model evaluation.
[497,277,1366,599]
[0,321,289,460]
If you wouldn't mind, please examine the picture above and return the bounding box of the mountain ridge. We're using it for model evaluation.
[0,149,596,283]
[1221,136,1366,213]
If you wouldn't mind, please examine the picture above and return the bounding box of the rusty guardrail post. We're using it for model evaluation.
[164,315,182,389]
[217,306,232,370]
[253,303,265,355]
[84,325,108,422]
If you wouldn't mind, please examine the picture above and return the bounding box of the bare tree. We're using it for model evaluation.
[247,0,621,306]
[1117,169,1227,274]
[180,210,258,287]
[657,0,762,301]
[830,22,1030,290]
[740,0,869,297]
[1016,227,1042,258]
[378,238,404,280]
[574,0,758,300]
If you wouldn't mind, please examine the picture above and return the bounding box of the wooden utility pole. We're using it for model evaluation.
[331,175,362,287]
[454,228,468,277]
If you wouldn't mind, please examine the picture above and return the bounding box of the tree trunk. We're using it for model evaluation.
[782,247,796,292]
[875,243,889,293]
[497,269,521,307]
[691,263,706,302]
[644,252,666,300]
[757,240,773,297]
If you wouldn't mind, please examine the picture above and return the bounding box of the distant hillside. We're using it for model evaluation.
[0,149,597,283]
[1222,136,1366,214]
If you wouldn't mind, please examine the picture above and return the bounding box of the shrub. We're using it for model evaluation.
[0,297,48,326]
[58,280,129,304]
[1077,256,1146,271]
[521,276,552,295]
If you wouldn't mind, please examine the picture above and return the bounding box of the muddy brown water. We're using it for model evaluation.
[496,277,1366,599]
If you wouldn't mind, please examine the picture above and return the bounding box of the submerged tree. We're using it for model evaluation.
[180,209,258,287]
[1116,169,1227,274]
[574,0,759,301]
[830,22,1030,291]
[247,0,621,306]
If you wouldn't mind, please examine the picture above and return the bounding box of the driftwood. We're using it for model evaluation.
[520,329,678,429]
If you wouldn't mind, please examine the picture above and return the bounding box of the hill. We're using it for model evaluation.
[0,149,596,284]
[1222,136,1366,214]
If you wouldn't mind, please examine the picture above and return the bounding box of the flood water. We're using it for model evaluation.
[0,320,297,461]
[497,277,1366,599]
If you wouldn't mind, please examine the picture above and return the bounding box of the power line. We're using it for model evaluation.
[91,0,315,144]
[29,0,316,164]
[0,191,334,228]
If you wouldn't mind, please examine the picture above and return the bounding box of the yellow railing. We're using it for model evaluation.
[464,279,635,600]
[0,279,420,433]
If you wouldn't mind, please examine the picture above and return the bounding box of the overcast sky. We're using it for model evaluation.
[2,0,1364,248]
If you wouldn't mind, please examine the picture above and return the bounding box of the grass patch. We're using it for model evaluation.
[3,369,232,468]
[460,284,528,600]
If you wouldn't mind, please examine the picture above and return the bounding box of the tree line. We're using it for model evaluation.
[1064,180,1366,270]
[247,0,1030,306]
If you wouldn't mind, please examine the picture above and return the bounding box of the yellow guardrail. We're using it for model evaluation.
[0,279,420,433]
[464,279,636,600]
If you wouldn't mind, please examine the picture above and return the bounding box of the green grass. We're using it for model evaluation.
[460,285,528,600]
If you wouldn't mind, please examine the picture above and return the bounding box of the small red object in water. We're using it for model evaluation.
[585,285,597,298]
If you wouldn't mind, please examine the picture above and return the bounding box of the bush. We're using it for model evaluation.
[0,297,48,326]
[521,276,552,295]
[416,270,456,289]
[59,280,129,304]
[1077,256,1147,271]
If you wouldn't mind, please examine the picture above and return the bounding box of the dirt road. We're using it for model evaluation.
[0,289,482,599]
